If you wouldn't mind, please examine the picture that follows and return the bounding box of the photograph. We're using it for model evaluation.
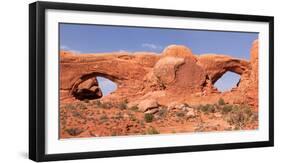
[59,23,259,139]
[28,1,274,161]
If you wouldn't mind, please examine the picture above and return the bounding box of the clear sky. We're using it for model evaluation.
[96,77,117,96]
[60,23,258,94]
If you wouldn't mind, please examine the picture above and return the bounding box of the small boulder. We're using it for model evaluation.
[145,108,159,114]
[138,99,159,112]
[167,102,179,110]
[176,104,186,110]
[214,112,222,118]
[186,108,196,118]
[167,102,190,111]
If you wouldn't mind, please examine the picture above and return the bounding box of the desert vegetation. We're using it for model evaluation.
[60,97,258,138]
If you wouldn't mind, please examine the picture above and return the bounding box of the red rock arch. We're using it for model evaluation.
[70,72,119,98]
[59,51,159,100]
[197,54,251,84]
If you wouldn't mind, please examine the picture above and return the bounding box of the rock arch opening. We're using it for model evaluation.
[72,74,117,100]
[214,71,241,92]
[96,76,117,96]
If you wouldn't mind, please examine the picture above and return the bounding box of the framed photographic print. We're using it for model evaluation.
[29,1,274,162]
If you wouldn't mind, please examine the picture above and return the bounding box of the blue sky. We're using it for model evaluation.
[96,77,117,96]
[60,23,258,93]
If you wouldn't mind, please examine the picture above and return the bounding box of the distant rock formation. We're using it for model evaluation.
[60,40,258,110]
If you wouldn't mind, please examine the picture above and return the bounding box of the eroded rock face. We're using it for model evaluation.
[138,99,159,112]
[153,57,185,85]
[248,40,259,110]
[60,40,258,110]
[250,40,259,86]
[171,58,206,93]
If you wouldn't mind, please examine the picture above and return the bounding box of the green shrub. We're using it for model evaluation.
[129,105,139,112]
[201,104,209,112]
[227,111,246,129]
[222,104,233,114]
[111,132,117,136]
[118,101,127,110]
[76,102,87,110]
[100,115,109,123]
[242,105,253,117]
[64,104,76,110]
[176,111,185,117]
[129,114,137,121]
[65,128,84,136]
[144,113,154,123]
[72,111,82,118]
[146,127,159,134]
[207,104,216,113]
[113,112,124,120]
[199,104,215,114]
[250,112,259,122]
[226,105,254,129]
[218,98,226,105]
[100,102,113,109]
[95,100,102,106]
[92,100,107,108]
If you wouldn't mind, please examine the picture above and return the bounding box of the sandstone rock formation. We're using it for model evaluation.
[152,57,185,85]
[137,99,159,112]
[73,78,102,100]
[163,45,196,62]
[60,40,258,110]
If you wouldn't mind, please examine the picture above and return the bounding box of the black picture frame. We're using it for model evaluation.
[29,1,274,162]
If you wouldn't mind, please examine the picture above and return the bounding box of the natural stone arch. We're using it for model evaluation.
[197,54,251,84]
[70,72,119,99]
[210,68,243,85]
[213,71,241,92]
[59,51,158,100]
